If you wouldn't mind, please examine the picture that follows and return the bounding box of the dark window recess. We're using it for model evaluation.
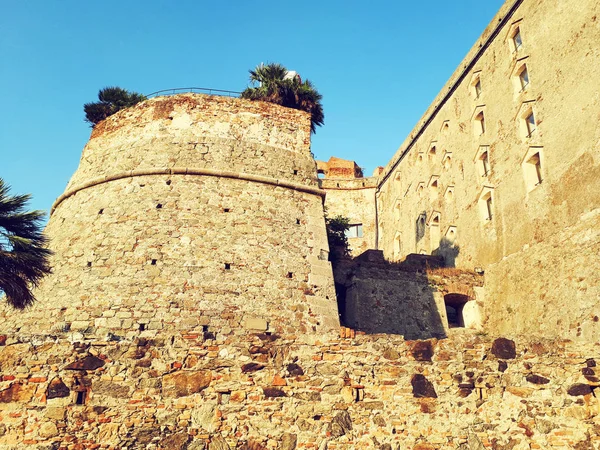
[139,323,146,331]
[76,391,86,405]
[98,209,104,215]
[293,169,298,175]
[87,262,92,268]
[224,263,231,270]
[296,219,301,225]
[151,259,157,265]
[156,204,163,209]
[223,208,230,213]
[166,180,172,185]
[287,272,293,278]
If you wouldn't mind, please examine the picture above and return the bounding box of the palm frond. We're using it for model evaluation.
[84,87,146,127]
[0,179,52,309]
[242,63,324,134]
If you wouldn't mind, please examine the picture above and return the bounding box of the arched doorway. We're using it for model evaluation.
[444,293,470,328]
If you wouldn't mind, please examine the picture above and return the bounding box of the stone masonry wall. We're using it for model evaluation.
[375,0,600,341]
[0,94,339,338]
[0,331,599,449]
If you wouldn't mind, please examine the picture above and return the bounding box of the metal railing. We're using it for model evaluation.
[146,87,241,98]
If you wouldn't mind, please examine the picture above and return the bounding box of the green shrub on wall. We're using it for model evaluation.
[325,213,350,260]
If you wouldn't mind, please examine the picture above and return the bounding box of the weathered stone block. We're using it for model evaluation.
[279,433,297,450]
[410,340,435,361]
[241,363,265,373]
[93,381,131,398]
[491,338,516,359]
[567,383,593,396]
[64,355,105,371]
[0,383,36,403]
[411,374,437,398]
[526,374,550,385]
[45,407,66,421]
[162,370,212,397]
[38,422,59,439]
[244,317,268,331]
[263,387,286,398]
[327,411,352,439]
[47,378,70,399]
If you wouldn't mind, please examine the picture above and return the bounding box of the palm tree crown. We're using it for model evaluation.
[241,63,324,134]
[0,179,52,309]
[84,86,147,127]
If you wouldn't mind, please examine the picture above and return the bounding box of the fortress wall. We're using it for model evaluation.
[320,178,377,256]
[0,95,339,338]
[68,95,317,191]
[0,332,598,449]
[375,0,600,340]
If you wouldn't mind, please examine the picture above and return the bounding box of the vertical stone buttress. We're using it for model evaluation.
[0,94,339,338]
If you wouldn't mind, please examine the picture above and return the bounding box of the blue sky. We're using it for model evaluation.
[1,0,504,215]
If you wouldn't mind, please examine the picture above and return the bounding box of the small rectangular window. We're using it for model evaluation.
[526,112,536,137]
[486,197,493,220]
[481,152,490,177]
[519,67,530,90]
[475,80,482,98]
[345,224,363,239]
[513,28,523,50]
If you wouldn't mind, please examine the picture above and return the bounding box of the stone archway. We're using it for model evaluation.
[444,293,470,328]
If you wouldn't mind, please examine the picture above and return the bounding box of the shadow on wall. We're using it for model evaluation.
[433,238,460,268]
[332,250,459,340]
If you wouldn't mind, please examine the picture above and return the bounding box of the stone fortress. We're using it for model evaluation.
[0,0,599,448]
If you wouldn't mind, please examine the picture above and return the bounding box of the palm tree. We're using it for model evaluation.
[84,86,147,127]
[0,179,52,309]
[241,63,324,134]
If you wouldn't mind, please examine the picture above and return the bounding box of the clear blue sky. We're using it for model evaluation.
[1,0,505,215]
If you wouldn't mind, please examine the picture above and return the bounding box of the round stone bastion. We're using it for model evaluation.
[0,94,339,339]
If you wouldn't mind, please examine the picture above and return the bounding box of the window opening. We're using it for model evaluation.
[525,112,536,137]
[345,224,363,239]
[486,196,493,220]
[442,152,452,170]
[523,151,543,191]
[224,263,231,270]
[76,391,86,405]
[475,80,482,98]
[394,232,402,260]
[445,226,457,243]
[429,178,439,196]
[474,112,485,136]
[428,146,437,161]
[416,213,426,243]
[513,28,523,51]
[519,65,530,91]
[481,151,490,177]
